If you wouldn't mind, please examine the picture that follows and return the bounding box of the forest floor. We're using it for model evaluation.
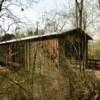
[0,65,100,99]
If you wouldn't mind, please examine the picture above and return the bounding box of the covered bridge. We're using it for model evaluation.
[0,28,92,71]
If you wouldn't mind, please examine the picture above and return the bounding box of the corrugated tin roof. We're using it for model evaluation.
[0,32,61,45]
[0,28,92,45]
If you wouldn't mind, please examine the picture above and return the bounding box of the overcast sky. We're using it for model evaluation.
[1,0,71,32]
[17,0,73,24]
[0,0,100,40]
[0,0,74,33]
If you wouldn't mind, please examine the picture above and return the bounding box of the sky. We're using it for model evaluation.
[0,0,100,40]
[19,0,72,25]
[12,0,66,21]
[0,0,74,33]
[1,0,71,32]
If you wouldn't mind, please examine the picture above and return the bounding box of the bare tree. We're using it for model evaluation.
[40,0,99,33]
[0,0,40,35]
[75,0,84,29]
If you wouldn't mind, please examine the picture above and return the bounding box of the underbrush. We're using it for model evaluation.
[0,61,100,100]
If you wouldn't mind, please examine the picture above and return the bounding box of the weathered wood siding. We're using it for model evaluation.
[58,33,88,65]
[0,37,59,74]
[0,41,26,69]
[0,29,91,71]
[27,38,59,75]
[0,44,9,63]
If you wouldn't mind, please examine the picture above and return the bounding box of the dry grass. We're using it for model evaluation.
[0,41,100,99]
[88,41,100,59]
[0,62,100,100]
[95,70,100,79]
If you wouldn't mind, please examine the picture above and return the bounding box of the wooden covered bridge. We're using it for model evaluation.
[0,28,92,71]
